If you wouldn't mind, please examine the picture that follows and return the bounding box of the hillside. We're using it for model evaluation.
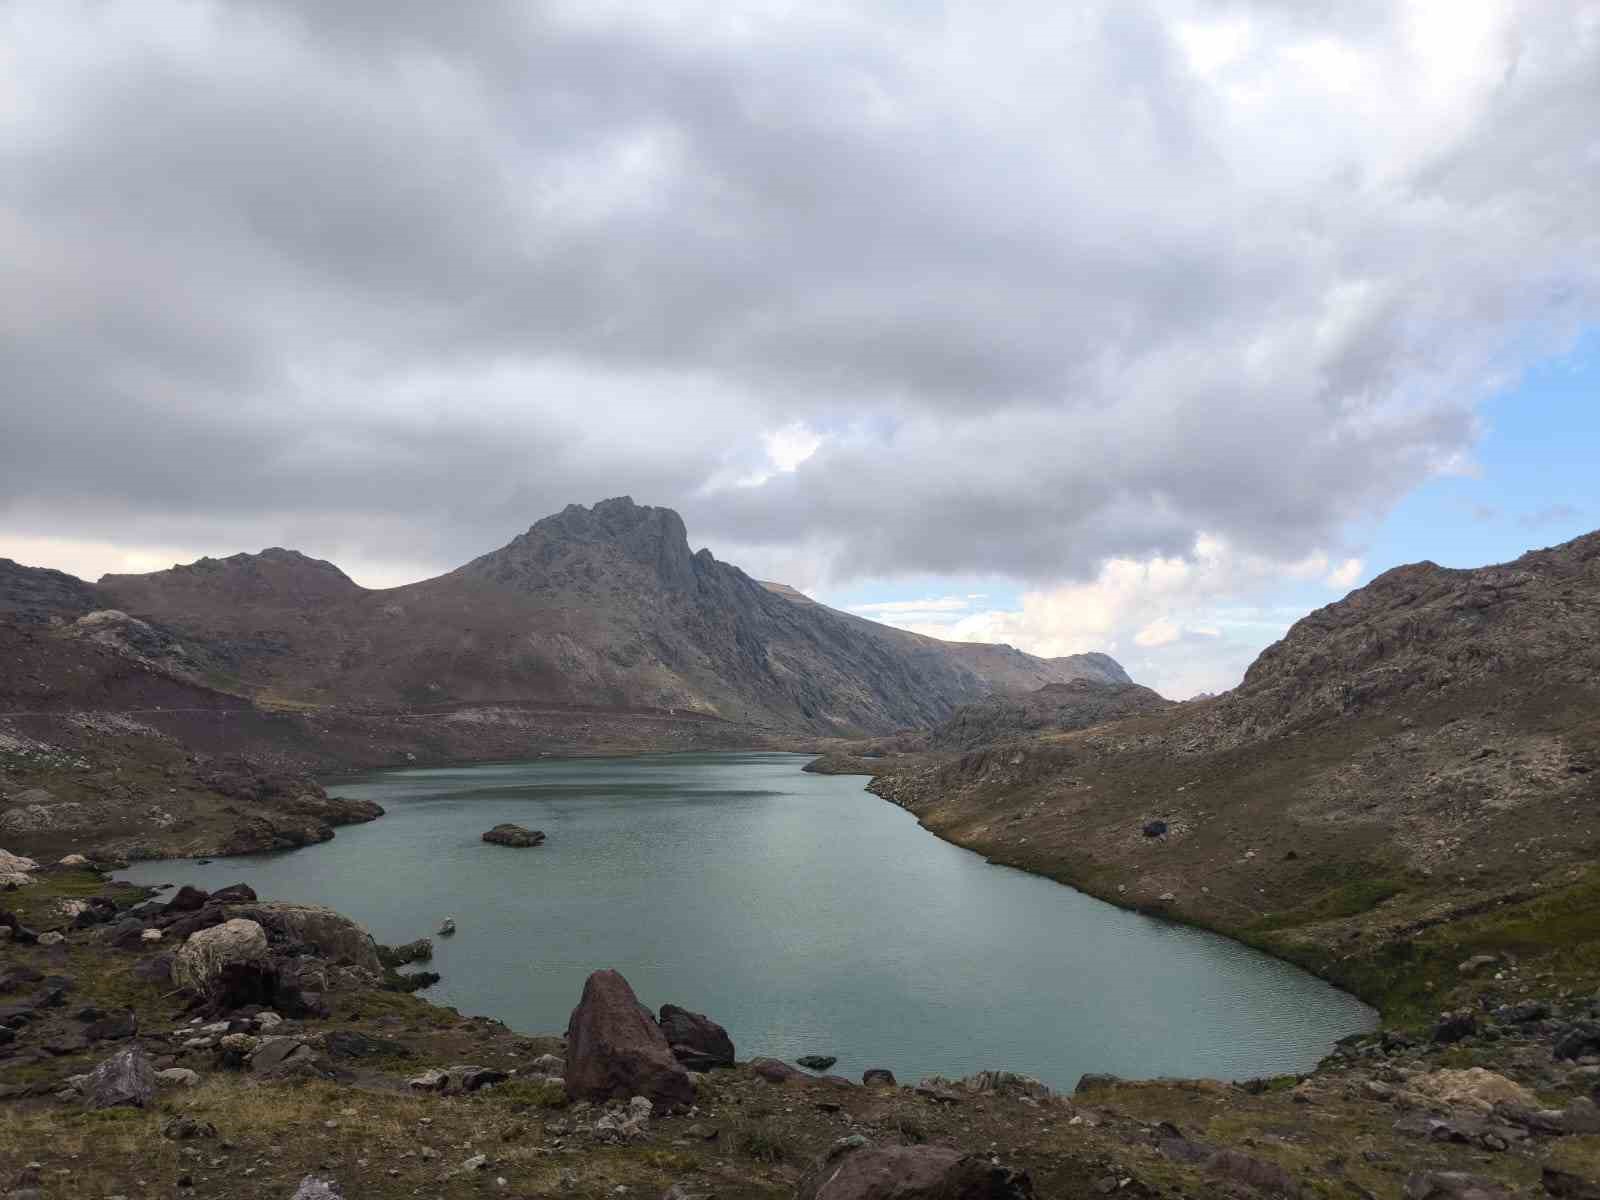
[92,497,1126,735]
[859,529,1600,1020]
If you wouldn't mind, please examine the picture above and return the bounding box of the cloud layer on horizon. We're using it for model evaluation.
[2,1,1598,691]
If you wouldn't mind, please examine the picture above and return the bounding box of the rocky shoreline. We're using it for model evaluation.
[4,852,1600,1198]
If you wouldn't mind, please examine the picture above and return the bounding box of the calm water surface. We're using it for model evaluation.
[119,752,1374,1088]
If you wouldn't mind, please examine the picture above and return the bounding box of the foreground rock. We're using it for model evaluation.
[227,903,385,974]
[658,1003,735,1070]
[482,823,545,847]
[564,969,692,1108]
[172,918,270,998]
[83,1045,156,1110]
[796,1142,1034,1200]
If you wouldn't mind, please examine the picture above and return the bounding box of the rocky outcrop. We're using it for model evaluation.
[795,1142,1035,1200]
[482,823,545,847]
[226,903,384,974]
[658,1003,735,1070]
[564,969,693,1108]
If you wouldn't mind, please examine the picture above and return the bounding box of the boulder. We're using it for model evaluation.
[0,848,39,887]
[862,1068,897,1087]
[658,1004,735,1069]
[1544,1167,1600,1199]
[157,1067,201,1088]
[796,1143,1034,1200]
[172,918,270,995]
[482,823,546,847]
[798,1054,838,1071]
[1404,1172,1513,1200]
[1555,1021,1600,1061]
[1074,1073,1121,1094]
[750,1056,802,1084]
[163,885,211,913]
[1205,1150,1299,1197]
[1433,1010,1478,1044]
[1409,1068,1538,1113]
[291,1179,344,1200]
[0,909,39,945]
[36,931,64,946]
[382,938,434,966]
[564,969,692,1109]
[209,883,258,904]
[58,854,91,867]
[82,1045,156,1110]
[229,903,384,973]
[250,1036,331,1079]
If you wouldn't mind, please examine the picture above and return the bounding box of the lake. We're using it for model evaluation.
[118,751,1375,1088]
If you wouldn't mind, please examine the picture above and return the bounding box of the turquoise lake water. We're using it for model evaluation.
[119,751,1375,1088]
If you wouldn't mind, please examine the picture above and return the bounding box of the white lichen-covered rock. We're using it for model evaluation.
[59,853,91,867]
[0,847,40,887]
[1409,1068,1538,1114]
[172,918,269,993]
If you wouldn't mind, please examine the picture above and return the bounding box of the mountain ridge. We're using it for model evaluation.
[35,497,1135,736]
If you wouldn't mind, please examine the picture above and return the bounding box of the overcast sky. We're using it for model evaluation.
[3,1,1598,696]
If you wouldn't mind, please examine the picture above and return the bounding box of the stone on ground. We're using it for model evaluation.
[83,1045,156,1110]
[564,969,692,1108]
[796,1143,1034,1199]
[172,918,270,995]
[658,1003,735,1069]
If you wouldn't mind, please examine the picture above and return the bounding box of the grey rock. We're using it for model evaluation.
[83,1045,156,1110]
[289,1179,343,1200]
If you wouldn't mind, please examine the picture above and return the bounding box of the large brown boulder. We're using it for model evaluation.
[658,1003,735,1069]
[564,969,692,1109]
[797,1143,1034,1200]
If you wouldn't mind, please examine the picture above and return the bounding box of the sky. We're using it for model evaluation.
[1,1,1597,698]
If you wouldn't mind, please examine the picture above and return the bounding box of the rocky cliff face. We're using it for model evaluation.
[91,497,1131,735]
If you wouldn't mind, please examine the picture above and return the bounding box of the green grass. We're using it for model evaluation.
[1261,865,1600,1026]
[1249,872,1408,932]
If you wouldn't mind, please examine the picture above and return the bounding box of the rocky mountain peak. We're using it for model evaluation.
[465,496,701,594]
[98,547,362,619]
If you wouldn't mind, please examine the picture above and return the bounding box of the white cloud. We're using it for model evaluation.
[856,535,1369,698]
[1133,617,1181,648]
[1325,557,1364,588]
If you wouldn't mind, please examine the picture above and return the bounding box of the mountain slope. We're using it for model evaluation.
[93,497,1131,734]
[863,528,1600,1017]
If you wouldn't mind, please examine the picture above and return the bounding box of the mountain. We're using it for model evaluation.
[863,528,1600,1019]
[89,497,1131,735]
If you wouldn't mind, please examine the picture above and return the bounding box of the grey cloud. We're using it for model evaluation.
[0,0,1596,587]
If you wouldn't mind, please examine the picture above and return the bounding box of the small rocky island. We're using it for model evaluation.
[481,822,546,847]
